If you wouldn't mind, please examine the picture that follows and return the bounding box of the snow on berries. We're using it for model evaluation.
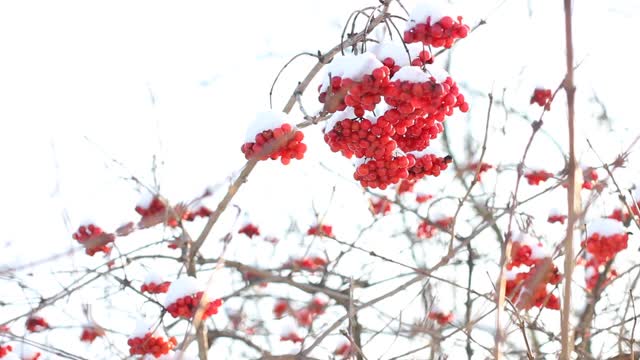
[241,111,307,165]
[72,223,115,256]
[524,169,554,185]
[404,1,470,48]
[25,315,49,333]
[530,87,552,110]
[128,321,177,358]
[164,277,223,320]
[583,219,628,264]
[141,271,171,294]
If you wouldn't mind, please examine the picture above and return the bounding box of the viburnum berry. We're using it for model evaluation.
[80,326,105,343]
[530,88,552,110]
[524,169,554,185]
[417,220,437,239]
[238,223,260,238]
[334,340,353,357]
[428,309,454,325]
[354,155,415,190]
[141,281,171,294]
[307,224,334,237]
[370,197,392,216]
[416,193,433,203]
[136,195,180,228]
[407,153,452,180]
[584,262,617,291]
[324,111,397,161]
[273,300,289,319]
[280,332,304,343]
[291,256,328,272]
[397,179,416,194]
[128,332,177,358]
[582,167,599,190]
[0,345,12,358]
[72,223,115,256]
[25,316,49,333]
[547,213,567,224]
[404,7,470,49]
[182,205,212,222]
[467,162,493,181]
[241,123,307,165]
[608,208,631,223]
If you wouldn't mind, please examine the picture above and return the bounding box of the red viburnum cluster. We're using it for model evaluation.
[371,197,392,215]
[238,223,260,238]
[166,292,223,320]
[547,213,567,224]
[417,215,452,239]
[530,88,552,110]
[582,219,628,265]
[141,281,171,294]
[307,224,334,237]
[505,234,561,310]
[467,162,493,181]
[128,333,177,358]
[334,341,353,358]
[582,256,618,291]
[72,224,115,256]
[290,256,328,272]
[241,123,307,165]
[524,169,554,186]
[0,345,12,358]
[135,194,212,229]
[25,316,49,333]
[428,309,454,325]
[80,326,105,343]
[404,15,469,49]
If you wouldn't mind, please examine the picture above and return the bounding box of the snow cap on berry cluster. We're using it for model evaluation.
[390,64,450,84]
[143,270,166,285]
[369,42,424,67]
[164,276,204,307]
[319,53,384,92]
[587,218,626,237]
[406,0,455,30]
[548,207,563,216]
[130,319,161,339]
[245,111,294,143]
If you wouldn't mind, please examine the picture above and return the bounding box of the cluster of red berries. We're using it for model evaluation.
[0,345,12,358]
[25,316,49,333]
[530,88,552,110]
[72,224,115,256]
[238,223,260,238]
[428,310,454,325]
[608,208,632,224]
[416,193,433,203]
[581,167,599,190]
[547,213,567,224]
[582,226,628,264]
[505,236,561,310]
[324,116,397,159]
[380,50,433,77]
[354,153,452,190]
[128,333,177,358]
[241,124,307,165]
[582,257,618,291]
[467,162,493,181]
[141,281,171,294]
[135,196,179,228]
[417,216,452,239]
[294,298,328,327]
[165,292,223,320]
[80,326,104,343]
[280,332,304,343]
[290,256,328,272]
[524,170,554,186]
[334,341,353,357]
[307,224,334,237]
[404,15,469,48]
[371,197,392,215]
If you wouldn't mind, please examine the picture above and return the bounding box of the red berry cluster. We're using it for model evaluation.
[241,124,307,165]
[273,300,289,318]
[334,341,353,357]
[380,50,433,77]
[397,179,415,194]
[127,333,177,358]
[428,310,454,325]
[608,208,632,223]
[547,214,567,224]
[80,326,104,343]
[370,197,392,215]
[407,153,452,180]
[324,116,396,159]
[280,332,304,343]
[416,193,433,203]
[182,206,212,221]
[467,162,493,181]
[0,345,12,358]
[416,216,452,239]
[136,196,179,228]
[141,281,171,294]
[524,170,554,185]
[581,167,599,190]
[404,16,469,48]
[582,229,628,264]
[505,236,561,310]
[291,256,328,272]
[238,223,260,238]
[307,224,334,237]
[166,292,223,320]
[293,300,327,327]
[583,258,618,291]
[25,316,49,333]
[354,156,413,190]
[72,224,115,256]
[530,88,552,110]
